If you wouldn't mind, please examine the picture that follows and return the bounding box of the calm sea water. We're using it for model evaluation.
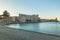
[6,22,60,35]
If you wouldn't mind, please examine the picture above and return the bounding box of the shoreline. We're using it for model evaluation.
[5,25,60,37]
[4,22,60,37]
[0,25,60,40]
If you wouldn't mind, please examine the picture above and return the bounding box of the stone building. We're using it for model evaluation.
[31,15,40,22]
[18,14,40,23]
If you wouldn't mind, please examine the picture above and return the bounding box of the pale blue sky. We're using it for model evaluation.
[0,0,60,20]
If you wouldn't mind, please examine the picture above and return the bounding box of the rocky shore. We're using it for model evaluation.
[0,25,60,40]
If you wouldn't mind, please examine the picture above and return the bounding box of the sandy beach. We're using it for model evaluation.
[0,25,60,40]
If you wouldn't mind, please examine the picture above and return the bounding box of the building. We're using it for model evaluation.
[18,14,40,23]
[40,17,58,22]
[49,17,58,22]
[31,15,40,22]
[40,19,50,22]
[2,17,13,24]
[0,15,3,19]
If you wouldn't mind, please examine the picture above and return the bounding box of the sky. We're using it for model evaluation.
[0,0,60,20]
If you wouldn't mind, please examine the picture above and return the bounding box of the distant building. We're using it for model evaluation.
[40,19,49,22]
[49,17,58,22]
[31,15,40,22]
[18,14,40,23]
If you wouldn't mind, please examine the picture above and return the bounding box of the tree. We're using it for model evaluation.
[3,10,10,17]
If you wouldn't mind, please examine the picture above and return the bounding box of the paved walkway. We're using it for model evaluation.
[0,25,60,40]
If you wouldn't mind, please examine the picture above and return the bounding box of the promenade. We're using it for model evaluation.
[0,25,60,40]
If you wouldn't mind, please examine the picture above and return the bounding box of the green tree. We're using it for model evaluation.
[3,10,10,17]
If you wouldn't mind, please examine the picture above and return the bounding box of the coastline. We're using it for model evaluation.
[0,25,60,40]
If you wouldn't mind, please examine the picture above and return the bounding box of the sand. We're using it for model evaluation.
[0,25,60,40]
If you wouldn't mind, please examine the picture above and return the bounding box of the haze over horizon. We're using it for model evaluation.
[0,0,60,20]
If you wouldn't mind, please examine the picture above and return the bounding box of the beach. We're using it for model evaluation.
[0,25,60,40]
